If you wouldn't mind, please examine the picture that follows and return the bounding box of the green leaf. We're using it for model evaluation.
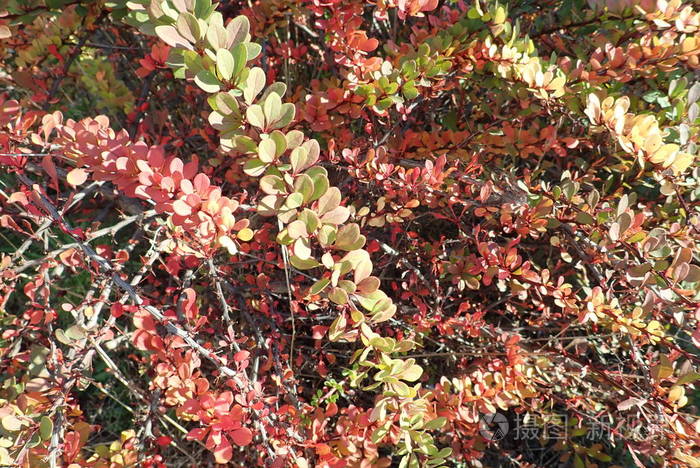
[231,43,247,79]
[402,81,419,100]
[194,70,221,93]
[289,255,321,270]
[284,192,304,210]
[293,174,314,202]
[243,158,266,176]
[39,416,53,440]
[309,172,329,201]
[194,0,212,18]
[575,212,594,225]
[296,210,318,236]
[309,277,330,295]
[328,287,349,305]
[424,417,447,431]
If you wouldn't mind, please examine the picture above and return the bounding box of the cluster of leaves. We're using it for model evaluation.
[0,0,699,466]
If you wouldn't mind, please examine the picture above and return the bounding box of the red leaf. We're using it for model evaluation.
[213,435,233,463]
[230,427,253,446]
[234,350,250,362]
[186,427,208,441]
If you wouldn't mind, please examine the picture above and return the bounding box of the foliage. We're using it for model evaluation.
[0,0,699,466]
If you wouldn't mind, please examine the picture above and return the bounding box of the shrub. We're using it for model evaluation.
[0,0,699,466]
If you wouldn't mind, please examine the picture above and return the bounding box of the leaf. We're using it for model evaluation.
[176,12,201,43]
[289,255,321,270]
[173,199,193,216]
[293,174,314,203]
[424,417,447,430]
[230,427,253,446]
[214,92,239,115]
[246,104,265,129]
[309,172,329,201]
[293,237,312,259]
[670,152,694,175]
[649,144,679,165]
[284,192,304,210]
[329,313,346,341]
[270,103,295,130]
[334,224,362,251]
[493,5,506,24]
[194,70,221,93]
[310,277,330,295]
[213,436,233,463]
[257,194,280,216]
[241,42,260,61]
[237,228,254,241]
[617,397,644,411]
[243,67,266,104]
[1,415,22,432]
[258,139,276,163]
[243,158,266,177]
[260,175,283,195]
[328,287,349,305]
[317,187,341,215]
[66,168,88,187]
[290,147,307,173]
[65,325,86,341]
[39,416,53,440]
[398,363,422,382]
[155,25,193,49]
[298,209,319,234]
[575,212,594,225]
[231,43,247,79]
[226,15,250,46]
[287,220,307,239]
[206,23,227,50]
[264,92,282,124]
[677,372,700,386]
[216,48,235,81]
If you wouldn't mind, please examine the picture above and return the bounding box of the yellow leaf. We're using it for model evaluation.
[670,152,694,175]
[237,227,254,241]
[668,385,684,403]
[649,143,679,164]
